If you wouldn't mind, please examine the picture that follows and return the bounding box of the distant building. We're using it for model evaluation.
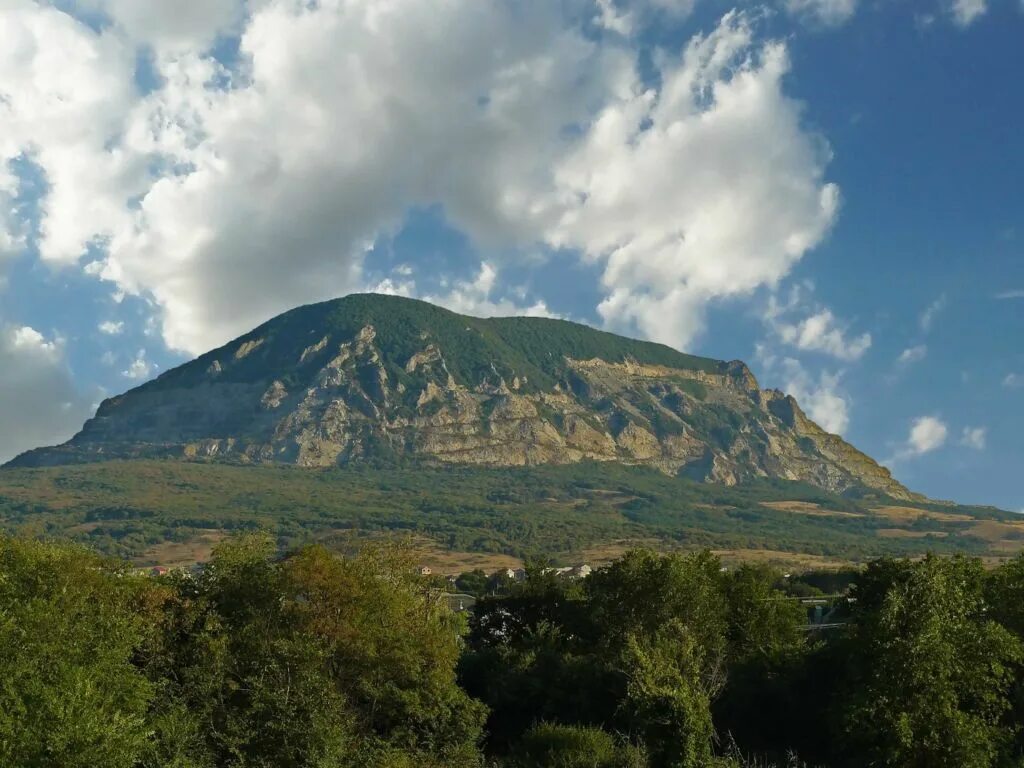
[150,566,170,577]
[572,564,592,578]
[417,565,433,576]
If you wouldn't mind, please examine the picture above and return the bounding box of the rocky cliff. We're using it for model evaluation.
[7,294,914,500]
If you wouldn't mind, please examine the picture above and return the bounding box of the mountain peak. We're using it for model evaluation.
[6,294,913,501]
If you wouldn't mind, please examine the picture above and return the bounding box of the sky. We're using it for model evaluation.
[0,0,1021,509]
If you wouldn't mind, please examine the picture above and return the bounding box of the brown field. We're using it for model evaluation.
[960,520,1024,553]
[407,546,523,576]
[579,539,665,565]
[872,505,974,523]
[141,531,229,568]
[876,528,950,539]
[760,500,865,518]
[711,548,856,571]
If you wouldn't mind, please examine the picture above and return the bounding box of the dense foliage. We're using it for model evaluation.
[4,534,1024,766]
[146,293,723,397]
[0,535,484,768]
[0,461,1013,565]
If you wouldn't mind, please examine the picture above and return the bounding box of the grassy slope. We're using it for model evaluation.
[0,460,1018,568]
[140,293,724,397]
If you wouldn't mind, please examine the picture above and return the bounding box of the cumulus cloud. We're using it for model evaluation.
[996,289,1024,299]
[897,344,927,366]
[909,416,948,453]
[374,262,557,319]
[98,320,124,335]
[766,290,871,361]
[0,325,92,463]
[893,415,948,461]
[960,426,987,450]
[426,264,557,319]
[785,365,850,434]
[784,0,858,27]
[919,294,947,332]
[2,2,838,359]
[0,3,142,266]
[550,12,839,349]
[1004,373,1023,388]
[77,0,242,50]
[0,162,27,261]
[756,345,850,434]
[122,349,156,380]
[595,0,700,35]
[950,0,987,26]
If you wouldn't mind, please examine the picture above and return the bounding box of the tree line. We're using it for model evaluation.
[2,534,1024,766]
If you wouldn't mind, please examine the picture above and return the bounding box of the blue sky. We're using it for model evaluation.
[0,0,1021,510]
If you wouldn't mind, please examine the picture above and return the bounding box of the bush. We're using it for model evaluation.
[510,723,647,768]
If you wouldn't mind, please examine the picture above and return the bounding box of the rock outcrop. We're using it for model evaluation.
[6,294,915,501]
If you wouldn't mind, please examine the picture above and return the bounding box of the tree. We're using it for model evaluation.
[723,565,805,665]
[839,555,1021,768]
[0,537,154,768]
[510,723,647,768]
[456,569,490,597]
[146,535,486,767]
[620,620,716,768]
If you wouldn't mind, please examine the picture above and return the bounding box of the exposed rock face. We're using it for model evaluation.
[7,294,914,500]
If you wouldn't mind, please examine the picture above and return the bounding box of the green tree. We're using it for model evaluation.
[620,620,715,768]
[456,569,490,597]
[510,723,647,768]
[0,537,154,768]
[840,555,1021,768]
[723,565,805,665]
[147,534,486,767]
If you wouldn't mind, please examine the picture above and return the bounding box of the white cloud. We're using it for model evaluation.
[596,0,699,34]
[0,162,27,261]
[786,366,850,434]
[0,3,142,266]
[919,294,947,332]
[0,324,92,463]
[1004,373,1023,388]
[765,286,871,361]
[98,320,124,335]
[122,349,156,380]
[995,289,1024,299]
[595,0,636,35]
[77,0,242,50]
[784,0,858,27]
[897,344,927,365]
[551,12,839,349]
[960,426,987,450]
[373,262,557,319]
[906,415,948,455]
[2,2,838,360]
[427,263,556,319]
[950,0,987,26]
[756,346,850,434]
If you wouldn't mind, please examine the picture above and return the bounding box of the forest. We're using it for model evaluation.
[1,460,1016,565]
[3,533,1024,767]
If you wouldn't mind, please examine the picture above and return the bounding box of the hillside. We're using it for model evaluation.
[7,294,912,501]
[0,461,1019,570]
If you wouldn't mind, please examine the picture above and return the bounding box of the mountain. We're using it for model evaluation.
[7,294,913,500]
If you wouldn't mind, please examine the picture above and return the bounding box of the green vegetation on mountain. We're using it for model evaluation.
[0,460,1017,567]
[149,293,722,395]
[5,534,1024,767]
